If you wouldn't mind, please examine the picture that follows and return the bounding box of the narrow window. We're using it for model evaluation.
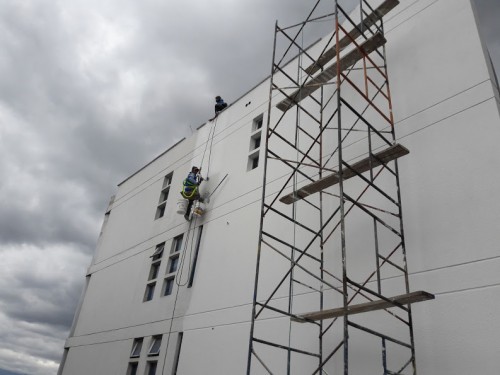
[146,361,157,375]
[172,332,184,375]
[171,234,183,254]
[148,263,160,280]
[248,153,259,171]
[162,234,184,298]
[253,114,264,131]
[144,282,156,302]
[155,173,173,219]
[148,336,162,356]
[252,155,259,169]
[127,362,138,375]
[130,338,143,358]
[150,243,164,261]
[253,135,261,150]
[144,242,164,302]
[163,277,175,296]
[168,255,179,274]
[188,226,203,288]
[248,114,263,172]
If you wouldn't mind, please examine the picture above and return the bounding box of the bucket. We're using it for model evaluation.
[192,202,205,217]
[176,199,188,215]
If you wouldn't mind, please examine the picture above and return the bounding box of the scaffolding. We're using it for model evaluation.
[247,0,434,374]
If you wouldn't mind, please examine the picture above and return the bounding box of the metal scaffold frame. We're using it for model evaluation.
[247,0,434,374]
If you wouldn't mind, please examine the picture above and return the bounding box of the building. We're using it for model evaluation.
[59,0,500,374]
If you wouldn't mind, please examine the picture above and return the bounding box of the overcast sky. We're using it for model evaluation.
[0,1,498,374]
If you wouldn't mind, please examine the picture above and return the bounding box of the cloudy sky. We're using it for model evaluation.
[0,0,498,374]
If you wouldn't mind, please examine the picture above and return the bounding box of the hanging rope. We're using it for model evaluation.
[199,116,219,179]
[175,216,198,287]
[206,117,219,179]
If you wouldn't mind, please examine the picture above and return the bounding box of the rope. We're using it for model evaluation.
[206,117,219,179]
[175,216,198,287]
[199,116,219,178]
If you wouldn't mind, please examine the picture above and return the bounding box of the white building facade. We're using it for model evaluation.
[59,0,500,374]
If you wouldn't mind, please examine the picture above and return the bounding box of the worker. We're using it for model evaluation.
[181,166,204,220]
[214,96,228,115]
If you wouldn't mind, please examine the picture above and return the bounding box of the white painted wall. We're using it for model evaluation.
[60,0,500,373]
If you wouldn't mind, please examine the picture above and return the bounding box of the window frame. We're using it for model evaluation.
[155,172,173,219]
[248,114,263,171]
[150,243,165,261]
[146,361,158,375]
[253,114,264,131]
[127,362,139,375]
[188,226,203,288]
[163,276,175,296]
[143,282,156,302]
[130,338,143,358]
[147,335,162,356]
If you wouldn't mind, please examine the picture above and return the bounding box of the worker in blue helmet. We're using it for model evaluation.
[181,166,204,220]
[214,96,228,115]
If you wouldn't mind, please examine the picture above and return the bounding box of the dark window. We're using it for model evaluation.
[149,263,160,280]
[168,255,179,274]
[164,277,175,296]
[253,114,264,130]
[252,156,259,169]
[150,243,164,261]
[148,336,162,356]
[144,283,156,302]
[171,234,183,254]
[159,189,169,203]
[130,338,143,358]
[155,204,166,220]
[146,361,157,375]
[188,226,203,288]
[127,362,138,375]
[155,173,173,219]
[172,332,184,375]
[254,136,261,149]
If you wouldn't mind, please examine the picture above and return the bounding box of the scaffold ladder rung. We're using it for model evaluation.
[305,0,400,76]
[292,291,435,322]
[280,143,409,204]
[276,32,387,112]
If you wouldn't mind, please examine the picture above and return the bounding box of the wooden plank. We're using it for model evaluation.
[276,32,386,112]
[292,291,435,322]
[305,0,399,76]
[280,143,409,205]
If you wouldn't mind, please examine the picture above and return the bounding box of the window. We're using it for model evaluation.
[253,135,261,150]
[163,277,175,296]
[150,243,164,261]
[248,114,263,171]
[144,282,156,302]
[248,152,259,171]
[172,332,184,375]
[146,361,157,375]
[130,338,143,358]
[148,263,160,280]
[171,234,183,254]
[168,255,179,274]
[253,114,264,131]
[148,336,162,356]
[188,226,203,288]
[161,234,184,297]
[144,242,165,302]
[155,172,173,219]
[127,362,138,375]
